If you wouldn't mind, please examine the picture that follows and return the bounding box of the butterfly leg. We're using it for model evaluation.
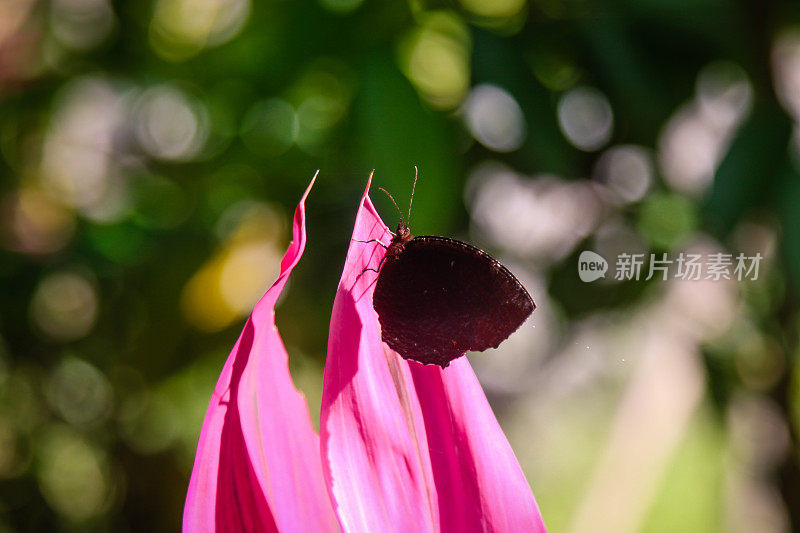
[351,238,388,249]
[354,254,388,282]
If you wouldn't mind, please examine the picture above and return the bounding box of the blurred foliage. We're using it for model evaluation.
[1,0,800,531]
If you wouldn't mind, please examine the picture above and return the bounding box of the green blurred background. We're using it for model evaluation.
[2,0,800,531]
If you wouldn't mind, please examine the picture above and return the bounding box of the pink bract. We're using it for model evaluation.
[184,173,546,532]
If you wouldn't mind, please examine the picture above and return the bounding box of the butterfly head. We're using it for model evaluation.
[388,222,413,255]
[395,222,412,242]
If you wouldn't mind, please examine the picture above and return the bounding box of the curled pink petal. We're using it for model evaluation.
[321,173,439,532]
[184,173,339,533]
[321,174,546,532]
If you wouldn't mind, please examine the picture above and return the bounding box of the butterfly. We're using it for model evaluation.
[369,170,535,368]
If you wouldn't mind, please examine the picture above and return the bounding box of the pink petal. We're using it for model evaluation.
[321,174,546,532]
[184,174,339,533]
[410,361,547,532]
[321,173,439,532]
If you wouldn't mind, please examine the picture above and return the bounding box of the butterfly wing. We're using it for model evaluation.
[373,236,535,367]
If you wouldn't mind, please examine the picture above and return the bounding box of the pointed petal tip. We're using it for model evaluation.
[361,171,374,202]
[302,171,319,204]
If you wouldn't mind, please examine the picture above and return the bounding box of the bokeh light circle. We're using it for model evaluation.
[557,86,614,151]
[464,84,526,152]
[30,272,99,342]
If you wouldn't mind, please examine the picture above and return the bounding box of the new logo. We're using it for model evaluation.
[578,251,608,282]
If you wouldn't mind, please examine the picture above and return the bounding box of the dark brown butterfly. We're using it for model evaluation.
[371,172,535,368]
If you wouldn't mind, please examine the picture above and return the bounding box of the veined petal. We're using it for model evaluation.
[321,174,545,533]
[410,361,547,532]
[184,173,339,533]
[321,173,439,532]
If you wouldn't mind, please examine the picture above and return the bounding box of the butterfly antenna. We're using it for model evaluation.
[407,166,418,225]
[379,188,405,225]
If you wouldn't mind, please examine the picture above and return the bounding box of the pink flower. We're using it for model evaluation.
[184,173,546,532]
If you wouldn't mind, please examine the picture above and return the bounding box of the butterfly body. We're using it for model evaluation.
[373,223,535,368]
